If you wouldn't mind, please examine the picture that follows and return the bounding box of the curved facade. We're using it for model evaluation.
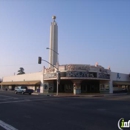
[43,64,111,94]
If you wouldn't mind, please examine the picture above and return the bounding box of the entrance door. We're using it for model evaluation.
[54,80,73,93]
[81,80,99,93]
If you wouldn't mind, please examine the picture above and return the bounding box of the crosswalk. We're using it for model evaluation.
[0,93,55,104]
[0,120,18,130]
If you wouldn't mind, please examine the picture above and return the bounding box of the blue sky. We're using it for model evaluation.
[0,0,130,78]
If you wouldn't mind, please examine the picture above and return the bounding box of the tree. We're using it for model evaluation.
[17,67,25,75]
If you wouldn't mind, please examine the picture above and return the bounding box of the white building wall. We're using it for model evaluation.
[40,74,44,93]
[2,72,44,93]
[109,72,130,94]
[111,72,130,81]
[3,72,42,82]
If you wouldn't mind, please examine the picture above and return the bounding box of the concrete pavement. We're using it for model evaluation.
[0,91,129,130]
[0,91,130,130]
[32,92,128,97]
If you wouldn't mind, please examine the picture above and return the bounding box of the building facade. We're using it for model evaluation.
[1,64,130,94]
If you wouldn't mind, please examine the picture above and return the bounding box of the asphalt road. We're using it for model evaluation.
[0,91,129,130]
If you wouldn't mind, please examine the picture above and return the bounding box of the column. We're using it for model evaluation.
[127,85,130,94]
[1,85,2,90]
[109,80,113,94]
[72,80,81,95]
[40,74,44,93]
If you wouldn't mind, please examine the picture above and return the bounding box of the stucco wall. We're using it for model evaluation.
[3,72,42,82]
[111,72,130,81]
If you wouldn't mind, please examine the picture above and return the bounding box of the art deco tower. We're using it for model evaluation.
[49,16,58,67]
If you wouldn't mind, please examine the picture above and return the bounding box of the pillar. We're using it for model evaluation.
[72,80,81,95]
[1,85,2,90]
[109,80,113,94]
[40,74,44,93]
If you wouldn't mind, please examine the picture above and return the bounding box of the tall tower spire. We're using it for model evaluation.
[49,16,58,67]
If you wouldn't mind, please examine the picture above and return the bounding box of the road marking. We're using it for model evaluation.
[0,120,18,130]
[0,98,60,104]
[0,99,47,104]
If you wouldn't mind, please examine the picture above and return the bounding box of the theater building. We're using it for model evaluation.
[43,64,110,94]
[1,64,130,94]
[0,16,130,94]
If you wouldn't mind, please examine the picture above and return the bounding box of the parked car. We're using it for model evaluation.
[15,86,33,95]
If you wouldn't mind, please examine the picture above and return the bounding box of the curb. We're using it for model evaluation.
[19,92,105,97]
[32,93,53,96]
[32,93,40,95]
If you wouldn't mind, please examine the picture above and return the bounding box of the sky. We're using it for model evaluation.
[0,0,130,78]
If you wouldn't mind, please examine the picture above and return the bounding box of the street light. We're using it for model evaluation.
[46,47,59,55]
[46,47,59,66]
[38,57,60,96]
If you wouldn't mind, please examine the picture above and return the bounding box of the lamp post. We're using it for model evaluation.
[46,47,59,55]
[38,57,60,96]
[46,47,59,66]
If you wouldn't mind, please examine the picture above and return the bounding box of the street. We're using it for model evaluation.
[0,91,129,130]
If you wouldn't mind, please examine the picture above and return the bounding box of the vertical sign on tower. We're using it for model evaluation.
[49,16,58,67]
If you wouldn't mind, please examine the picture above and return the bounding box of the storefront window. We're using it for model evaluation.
[100,84,109,93]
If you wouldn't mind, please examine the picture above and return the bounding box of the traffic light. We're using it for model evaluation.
[38,57,42,64]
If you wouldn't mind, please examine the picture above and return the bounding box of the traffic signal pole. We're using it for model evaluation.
[38,57,60,95]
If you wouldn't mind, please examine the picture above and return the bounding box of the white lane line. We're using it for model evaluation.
[0,97,60,104]
[0,99,47,104]
[0,120,18,130]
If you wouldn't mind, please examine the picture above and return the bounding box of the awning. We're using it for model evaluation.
[0,80,41,86]
[113,81,130,85]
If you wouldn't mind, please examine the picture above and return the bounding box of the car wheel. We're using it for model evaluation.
[29,93,31,95]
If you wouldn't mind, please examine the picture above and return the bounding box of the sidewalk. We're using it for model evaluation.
[32,92,127,97]
[32,92,103,97]
[0,89,128,97]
